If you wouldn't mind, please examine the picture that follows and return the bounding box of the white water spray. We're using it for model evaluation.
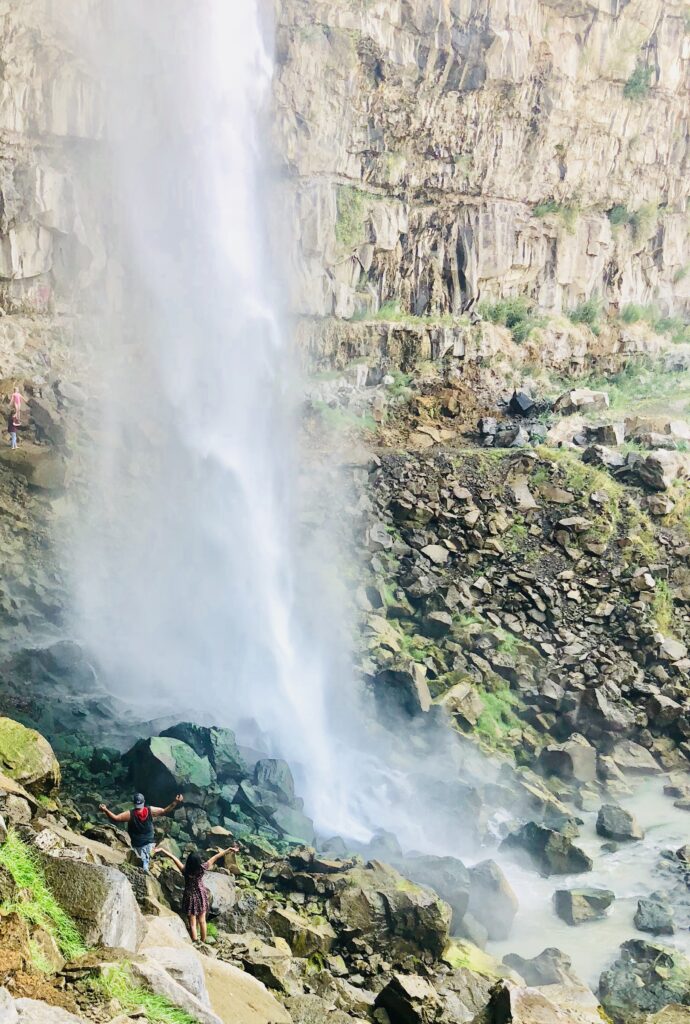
[70,0,363,835]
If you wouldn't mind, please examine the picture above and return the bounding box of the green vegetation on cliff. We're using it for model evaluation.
[0,829,86,960]
[90,963,199,1024]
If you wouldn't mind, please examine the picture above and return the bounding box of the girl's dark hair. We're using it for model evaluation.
[184,851,205,878]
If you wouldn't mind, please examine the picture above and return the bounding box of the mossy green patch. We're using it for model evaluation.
[90,963,199,1024]
[335,185,369,250]
[442,939,508,979]
[0,829,87,962]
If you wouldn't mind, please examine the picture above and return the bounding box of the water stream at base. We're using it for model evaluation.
[489,777,690,986]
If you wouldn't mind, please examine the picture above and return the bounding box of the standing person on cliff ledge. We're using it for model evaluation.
[7,409,18,450]
[10,385,26,424]
[98,792,184,872]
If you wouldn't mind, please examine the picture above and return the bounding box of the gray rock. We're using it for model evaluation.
[395,854,470,926]
[554,888,615,925]
[503,947,580,986]
[596,804,644,842]
[468,859,518,940]
[599,939,690,1021]
[634,895,675,936]
[15,1003,85,1024]
[375,974,440,1024]
[0,988,17,1024]
[271,806,315,845]
[538,735,597,783]
[500,822,593,876]
[42,857,144,951]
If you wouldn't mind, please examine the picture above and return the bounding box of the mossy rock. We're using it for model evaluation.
[0,718,60,795]
[123,736,214,804]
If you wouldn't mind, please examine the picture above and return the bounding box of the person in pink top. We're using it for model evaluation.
[10,385,25,424]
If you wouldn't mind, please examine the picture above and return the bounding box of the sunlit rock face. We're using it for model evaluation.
[273,0,690,320]
[0,1,104,315]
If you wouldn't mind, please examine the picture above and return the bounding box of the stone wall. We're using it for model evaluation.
[273,0,690,323]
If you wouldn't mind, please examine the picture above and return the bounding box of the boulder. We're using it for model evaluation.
[422,544,449,566]
[611,741,661,775]
[437,681,484,726]
[634,894,675,936]
[143,945,210,1003]
[590,422,625,446]
[30,396,65,447]
[582,444,627,469]
[130,960,222,1024]
[0,447,65,490]
[42,857,144,951]
[468,860,518,940]
[204,872,237,923]
[599,940,690,1021]
[15,1002,87,1023]
[202,956,292,1024]
[374,668,432,716]
[485,981,603,1023]
[423,610,453,637]
[500,822,593,876]
[268,907,336,957]
[509,391,536,417]
[596,804,644,842]
[538,735,597,784]
[159,724,245,782]
[554,888,615,925]
[0,719,60,795]
[554,389,609,415]
[271,806,315,845]
[123,736,214,804]
[502,947,579,986]
[374,974,440,1024]
[0,989,16,1024]
[253,760,294,804]
[637,451,684,491]
[395,854,470,926]
[327,860,451,959]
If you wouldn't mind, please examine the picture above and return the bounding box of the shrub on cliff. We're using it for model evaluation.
[624,61,653,100]
[478,297,545,343]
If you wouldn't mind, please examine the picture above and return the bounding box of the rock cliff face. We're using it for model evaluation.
[274,0,690,327]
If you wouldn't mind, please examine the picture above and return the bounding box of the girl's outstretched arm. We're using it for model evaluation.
[205,845,240,869]
[152,847,184,872]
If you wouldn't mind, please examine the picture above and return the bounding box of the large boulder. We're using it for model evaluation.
[15,1002,87,1023]
[599,940,690,1022]
[500,822,593,877]
[538,735,597,784]
[596,804,644,842]
[485,981,603,1023]
[268,907,336,957]
[123,736,214,804]
[374,974,440,1024]
[394,854,470,927]
[270,806,315,845]
[554,389,609,415]
[327,860,451,959]
[42,857,144,951]
[254,760,295,804]
[0,719,60,795]
[468,860,518,940]
[554,888,615,925]
[204,872,237,924]
[502,947,580,986]
[159,723,246,782]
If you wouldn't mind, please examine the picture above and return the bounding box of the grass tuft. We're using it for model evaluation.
[0,829,87,962]
[478,297,546,344]
[623,61,653,100]
[90,963,200,1024]
[567,297,602,335]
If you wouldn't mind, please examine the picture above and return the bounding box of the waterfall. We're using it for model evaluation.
[70,0,361,836]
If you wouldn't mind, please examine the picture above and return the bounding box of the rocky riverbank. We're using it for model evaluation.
[6,711,690,1024]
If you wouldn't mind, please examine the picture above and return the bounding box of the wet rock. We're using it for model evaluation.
[611,741,661,775]
[485,980,602,1023]
[123,736,214,805]
[268,907,336,957]
[468,859,518,940]
[502,947,580,986]
[500,822,593,876]
[160,723,246,782]
[538,734,597,784]
[42,857,144,951]
[271,806,315,845]
[375,974,440,1024]
[0,719,60,795]
[395,854,470,926]
[596,804,644,842]
[634,894,675,936]
[374,667,432,716]
[327,860,451,959]
[254,759,295,805]
[554,888,615,925]
[599,939,690,1022]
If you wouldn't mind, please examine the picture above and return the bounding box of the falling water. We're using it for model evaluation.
[69,0,362,835]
